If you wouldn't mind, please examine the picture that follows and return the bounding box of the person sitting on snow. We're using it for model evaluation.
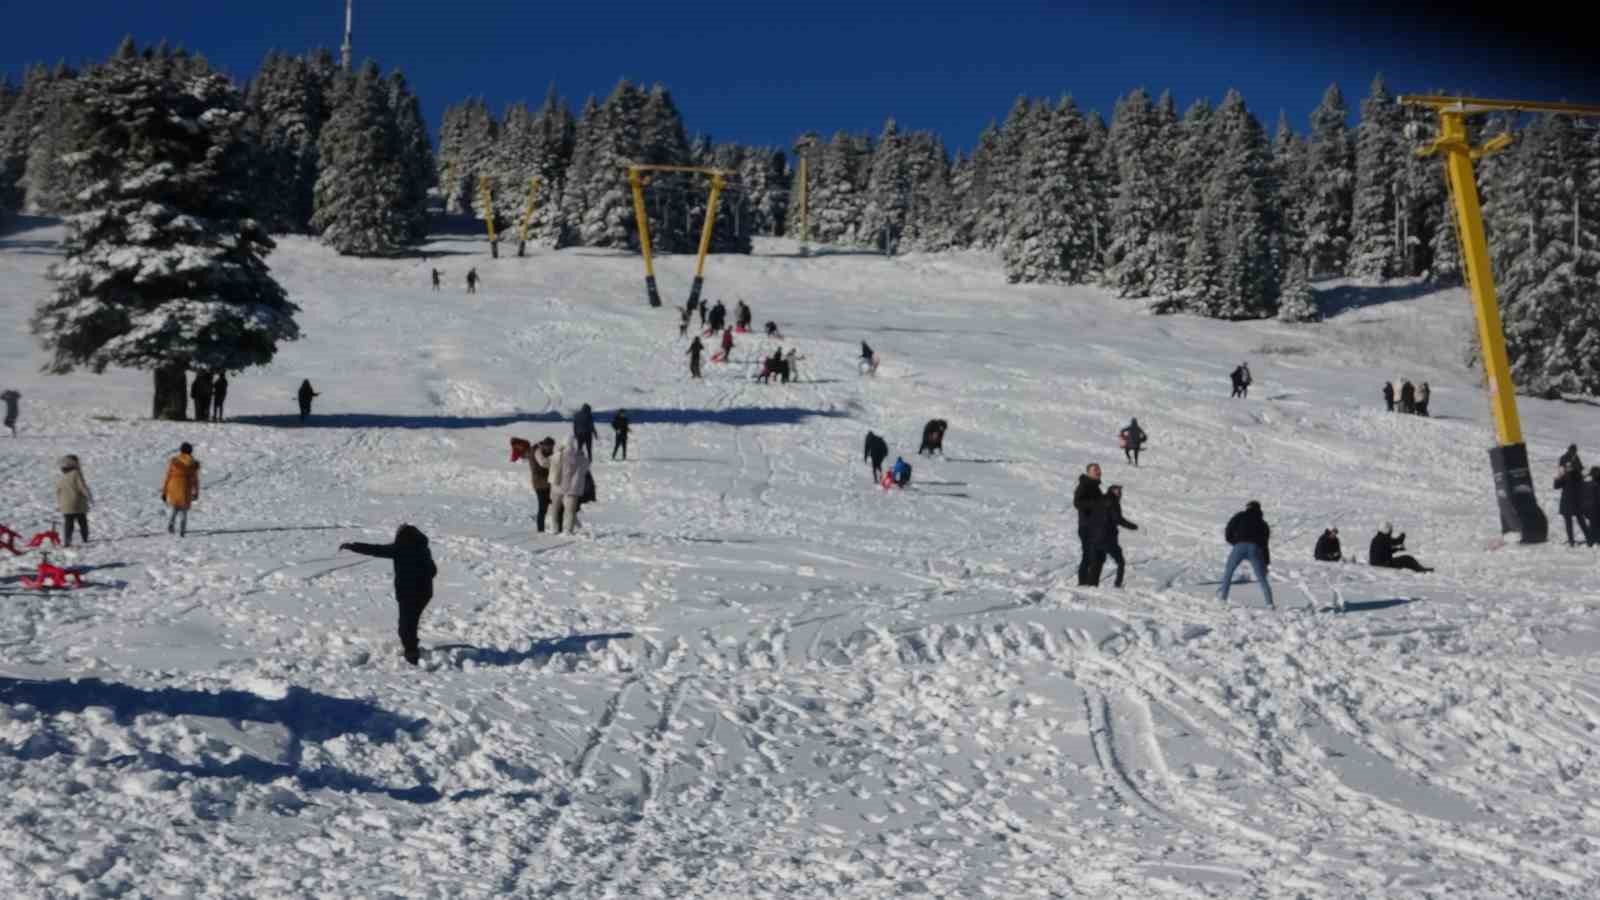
[892,456,912,487]
[1369,523,1432,572]
[1313,527,1343,561]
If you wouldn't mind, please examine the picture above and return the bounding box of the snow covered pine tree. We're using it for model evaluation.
[30,39,299,420]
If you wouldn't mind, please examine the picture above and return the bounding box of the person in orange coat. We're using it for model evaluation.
[161,442,201,537]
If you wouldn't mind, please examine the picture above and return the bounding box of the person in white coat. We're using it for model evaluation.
[547,438,569,534]
[554,436,591,534]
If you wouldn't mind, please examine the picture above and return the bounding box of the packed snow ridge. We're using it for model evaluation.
[2,219,1599,898]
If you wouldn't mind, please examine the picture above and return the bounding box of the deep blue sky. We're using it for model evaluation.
[0,1,1588,153]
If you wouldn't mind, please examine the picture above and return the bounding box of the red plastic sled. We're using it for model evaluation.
[19,559,84,590]
[27,528,60,549]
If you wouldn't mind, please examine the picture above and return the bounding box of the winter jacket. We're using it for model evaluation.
[574,405,594,440]
[1556,467,1585,515]
[345,525,437,601]
[1087,496,1137,547]
[1583,474,1600,520]
[1120,422,1146,449]
[1313,531,1341,562]
[530,444,553,493]
[612,413,630,437]
[1224,507,1271,567]
[56,457,92,514]
[1382,383,1394,402]
[1073,475,1103,533]
[212,375,228,400]
[1560,446,1583,472]
[162,453,200,509]
[2,390,18,421]
[1369,532,1406,567]
[864,432,888,463]
[298,381,317,404]
[547,442,568,498]
[688,337,704,358]
[190,375,212,402]
[555,437,590,497]
[861,342,874,361]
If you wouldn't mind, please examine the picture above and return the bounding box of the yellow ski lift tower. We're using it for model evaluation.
[477,174,498,258]
[517,176,541,257]
[1399,94,1600,543]
[625,164,730,308]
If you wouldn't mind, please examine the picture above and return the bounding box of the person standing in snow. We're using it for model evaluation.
[340,524,438,666]
[297,379,319,423]
[552,435,591,534]
[709,300,726,333]
[2,389,19,437]
[1119,418,1147,466]
[1313,528,1343,561]
[190,371,212,423]
[1416,381,1431,416]
[1229,365,1248,398]
[1560,443,1583,472]
[1369,523,1433,572]
[736,300,752,332]
[786,347,802,382]
[1584,467,1600,548]
[697,298,708,329]
[573,403,596,460]
[1399,380,1416,414]
[1555,459,1591,546]
[1217,500,1273,607]
[211,373,228,422]
[1086,484,1138,588]
[719,327,734,363]
[466,268,479,294]
[1382,381,1395,412]
[529,437,556,532]
[864,431,889,481]
[678,305,692,337]
[688,336,704,378]
[56,454,92,547]
[611,410,630,460]
[431,268,441,291]
[161,442,201,537]
[1073,463,1104,586]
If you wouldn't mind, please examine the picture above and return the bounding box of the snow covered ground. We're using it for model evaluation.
[3,215,1600,898]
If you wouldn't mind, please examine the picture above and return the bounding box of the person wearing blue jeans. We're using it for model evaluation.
[1217,500,1273,607]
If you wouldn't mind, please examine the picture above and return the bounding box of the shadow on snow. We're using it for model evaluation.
[231,406,846,431]
[431,632,635,668]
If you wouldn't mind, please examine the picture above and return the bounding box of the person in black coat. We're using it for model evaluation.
[611,410,630,460]
[1119,418,1147,466]
[1382,382,1395,412]
[1369,523,1432,572]
[864,431,889,481]
[1583,467,1600,548]
[918,419,947,456]
[190,372,212,423]
[297,379,318,423]
[1560,444,1583,472]
[1218,500,1273,605]
[1086,485,1138,587]
[1554,459,1591,546]
[1399,380,1415,413]
[1313,528,1343,561]
[1073,463,1104,586]
[709,301,726,332]
[688,336,704,378]
[340,524,438,665]
[211,373,228,422]
[573,404,596,460]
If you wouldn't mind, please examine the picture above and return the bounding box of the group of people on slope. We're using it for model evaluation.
[863,430,913,489]
[1313,524,1434,571]
[1073,463,1138,588]
[430,267,478,294]
[509,403,629,534]
[1382,379,1431,415]
[186,372,230,422]
[1229,363,1253,398]
[1552,444,1600,547]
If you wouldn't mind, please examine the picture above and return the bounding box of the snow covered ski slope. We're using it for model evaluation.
[2,218,1600,897]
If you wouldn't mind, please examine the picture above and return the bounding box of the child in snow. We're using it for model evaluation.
[892,457,912,487]
[56,454,92,546]
[340,524,438,665]
[161,442,201,537]
[2,389,19,437]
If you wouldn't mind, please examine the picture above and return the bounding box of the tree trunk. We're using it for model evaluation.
[153,364,188,421]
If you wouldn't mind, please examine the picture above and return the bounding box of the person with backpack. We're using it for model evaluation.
[190,372,213,423]
[297,379,319,423]
[1119,418,1147,466]
[864,431,889,481]
[211,373,228,422]
[1555,459,1591,546]
[573,403,596,460]
[1086,484,1138,587]
[1073,463,1104,586]
[1369,523,1433,572]
[339,524,438,666]
[1218,500,1273,607]
[56,454,93,546]
[687,336,704,378]
[161,442,201,537]
[611,410,630,460]
[1313,528,1343,561]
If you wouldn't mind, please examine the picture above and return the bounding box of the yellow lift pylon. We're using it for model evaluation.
[517,176,541,257]
[477,174,499,258]
[1399,94,1600,543]
[625,164,731,308]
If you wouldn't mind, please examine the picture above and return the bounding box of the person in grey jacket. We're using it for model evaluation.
[56,454,93,546]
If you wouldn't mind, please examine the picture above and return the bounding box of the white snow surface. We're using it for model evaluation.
[3,218,1600,898]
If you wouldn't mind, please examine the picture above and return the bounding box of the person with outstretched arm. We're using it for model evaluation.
[340,524,438,666]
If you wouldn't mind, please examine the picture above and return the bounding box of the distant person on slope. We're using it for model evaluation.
[785,347,802,382]
[1399,380,1416,414]
[190,372,213,423]
[466,268,479,294]
[1416,381,1431,416]
[56,454,93,546]
[918,419,947,456]
[736,300,752,332]
[687,336,704,378]
[573,403,596,460]
[1119,418,1147,466]
[679,305,692,337]
[1382,381,1395,412]
[1086,484,1138,588]
[431,268,441,291]
[161,442,201,537]
[1313,528,1343,562]
[765,321,782,339]
[211,373,228,422]
[864,431,889,481]
[1230,364,1248,398]
[1369,523,1432,572]
[2,389,20,436]
[297,379,319,423]
[1073,463,1104,586]
[611,409,630,460]
[339,524,438,666]
[1218,500,1273,607]
[1555,459,1591,546]
[708,300,726,333]
[718,327,734,363]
